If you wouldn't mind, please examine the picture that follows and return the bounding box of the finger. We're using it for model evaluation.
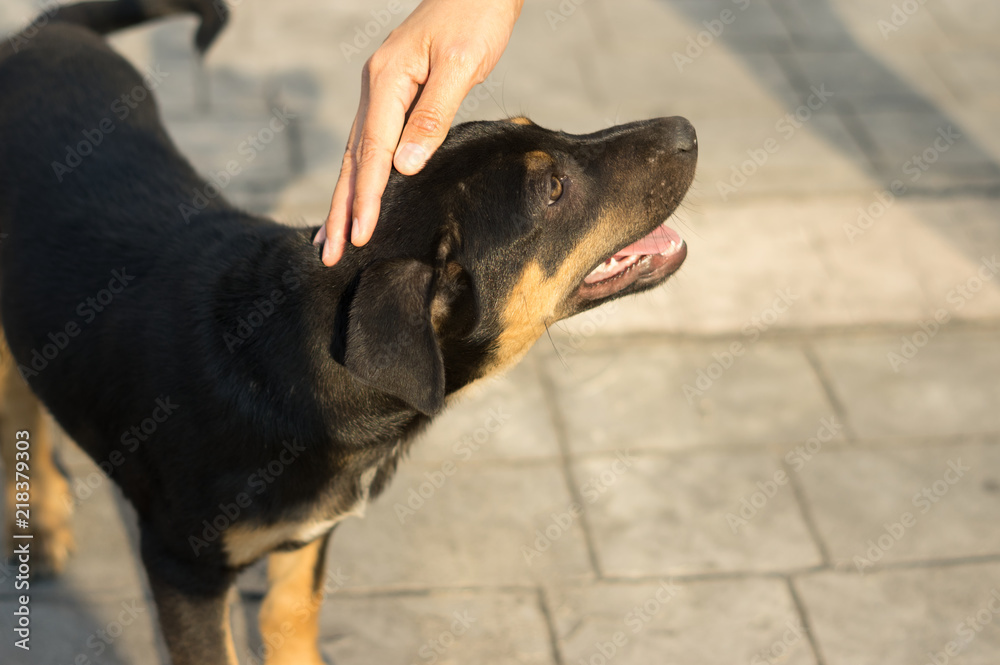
[321,149,359,265]
[320,112,364,265]
[350,73,420,247]
[394,54,480,175]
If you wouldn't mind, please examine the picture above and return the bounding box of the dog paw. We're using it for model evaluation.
[30,519,77,578]
[6,484,77,578]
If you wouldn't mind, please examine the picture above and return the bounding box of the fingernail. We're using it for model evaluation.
[351,217,365,246]
[396,143,427,172]
[321,239,333,265]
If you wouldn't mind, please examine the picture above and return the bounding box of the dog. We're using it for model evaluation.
[0,1,696,663]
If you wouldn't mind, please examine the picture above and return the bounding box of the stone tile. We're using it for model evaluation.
[543,197,932,336]
[299,590,552,665]
[804,196,1000,325]
[587,42,800,121]
[668,0,793,50]
[544,342,840,452]
[408,362,561,463]
[798,443,1000,570]
[930,0,1000,49]
[160,114,301,214]
[0,595,162,665]
[269,167,340,223]
[766,0,863,50]
[796,563,1000,665]
[930,51,1000,110]
[940,106,1000,174]
[549,577,815,665]
[0,0,44,38]
[206,0,419,74]
[854,111,1000,187]
[832,0,954,52]
[162,115,295,181]
[782,51,938,111]
[577,452,822,577]
[816,331,1000,440]
[891,199,1000,321]
[327,462,593,590]
[800,205,938,326]
[693,113,876,202]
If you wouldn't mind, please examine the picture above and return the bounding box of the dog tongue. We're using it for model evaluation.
[613,224,682,259]
[583,224,683,285]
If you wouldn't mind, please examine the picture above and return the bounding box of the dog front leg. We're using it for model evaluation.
[258,530,334,665]
[140,527,239,665]
[0,359,75,576]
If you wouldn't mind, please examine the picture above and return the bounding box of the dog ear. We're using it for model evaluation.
[344,259,445,415]
[431,261,481,340]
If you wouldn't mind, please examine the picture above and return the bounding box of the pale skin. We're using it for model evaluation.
[314,0,525,265]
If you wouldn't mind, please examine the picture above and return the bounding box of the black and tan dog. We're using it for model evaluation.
[0,1,696,663]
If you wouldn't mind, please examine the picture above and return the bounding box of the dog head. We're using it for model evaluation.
[339,116,697,415]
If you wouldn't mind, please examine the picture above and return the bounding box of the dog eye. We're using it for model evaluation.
[548,176,564,205]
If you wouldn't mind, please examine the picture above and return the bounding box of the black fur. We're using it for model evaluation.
[0,1,697,660]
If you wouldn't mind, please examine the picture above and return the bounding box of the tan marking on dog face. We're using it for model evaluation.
[508,116,533,126]
[487,224,613,376]
[524,150,553,171]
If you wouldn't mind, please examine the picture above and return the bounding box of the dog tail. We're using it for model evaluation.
[49,0,228,54]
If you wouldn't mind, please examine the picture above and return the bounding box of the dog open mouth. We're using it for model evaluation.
[576,223,687,301]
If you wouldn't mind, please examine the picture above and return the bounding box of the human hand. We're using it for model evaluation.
[314,0,524,265]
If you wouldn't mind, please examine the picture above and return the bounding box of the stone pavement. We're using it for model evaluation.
[2,0,1000,663]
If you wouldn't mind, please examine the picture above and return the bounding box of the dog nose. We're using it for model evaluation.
[664,116,697,154]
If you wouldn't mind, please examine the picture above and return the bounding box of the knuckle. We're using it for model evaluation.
[354,135,388,168]
[339,149,355,175]
[365,50,389,76]
[439,45,484,80]
[406,107,447,137]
